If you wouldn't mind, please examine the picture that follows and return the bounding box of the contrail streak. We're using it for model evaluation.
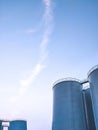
[20,0,53,88]
[10,0,54,104]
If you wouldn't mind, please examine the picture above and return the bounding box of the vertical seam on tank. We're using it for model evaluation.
[90,82,97,130]
[82,90,89,130]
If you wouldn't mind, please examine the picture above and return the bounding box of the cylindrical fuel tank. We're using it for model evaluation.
[52,78,87,130]
[83,88,96,130]
[88,65,98,129]
[0,121,3,130]
[8,120,27,130]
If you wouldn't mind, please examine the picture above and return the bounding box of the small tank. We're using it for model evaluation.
[0,120,3,130]
[82,88,96,130]
[8,120,27,130]
[88,65,98,129]
[52,78,87,130]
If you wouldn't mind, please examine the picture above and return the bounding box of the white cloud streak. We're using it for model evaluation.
[10,0,53,104]
[20,0,53,87]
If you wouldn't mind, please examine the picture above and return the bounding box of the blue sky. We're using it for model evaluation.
[0,0,98,129]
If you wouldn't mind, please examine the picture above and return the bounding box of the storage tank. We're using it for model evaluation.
[52,78,87,130]
[88,65,98,129]
[8,120,27,130]
[83,88,96,130]
[0,120,3,130]
[2,121,10,130]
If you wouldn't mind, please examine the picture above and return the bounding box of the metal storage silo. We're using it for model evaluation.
[0,120,3,130]
[8,120,27,130]
[2,121,10,130]
[83,88,96,130]
[88,65,98,130]
[52,78,87,130]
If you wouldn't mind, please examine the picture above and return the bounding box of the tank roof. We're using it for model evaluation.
[0,119,27,122]
[53,78,81,88]
[87,65,98,77]
[10,119,27,122]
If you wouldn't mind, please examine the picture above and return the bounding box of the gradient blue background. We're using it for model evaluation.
[0,0,98,129]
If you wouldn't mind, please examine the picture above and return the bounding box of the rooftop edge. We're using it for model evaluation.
[53,78,81,88]
[87,65,98,77]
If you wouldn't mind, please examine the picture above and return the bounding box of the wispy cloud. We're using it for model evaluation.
[20,63,45,87]
[10,0,54,104]
[20,0,53,87]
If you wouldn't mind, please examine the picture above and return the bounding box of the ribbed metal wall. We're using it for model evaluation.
[52,80,87,130]
[88,67,98,130]
[8,120,27,130]
[83,88,96,130]
[0,121,3,130]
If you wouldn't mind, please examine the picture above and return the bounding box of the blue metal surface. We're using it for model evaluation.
[88,67,98,130]
[8,120,27,130]
[0,121,3,130]
[83,88,96,130]
[52,80,87,130]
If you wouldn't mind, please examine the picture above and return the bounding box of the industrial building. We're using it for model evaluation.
[0,65,98,130]
[52,65,98,130]
[0,120,27,130]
